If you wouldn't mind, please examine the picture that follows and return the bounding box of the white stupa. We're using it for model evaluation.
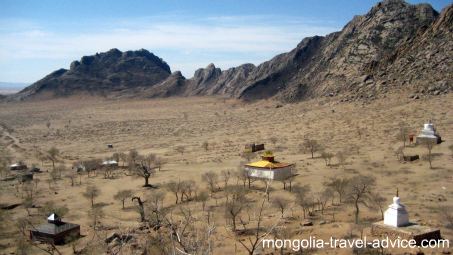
[383,190,409,227]
[416,121,441,144]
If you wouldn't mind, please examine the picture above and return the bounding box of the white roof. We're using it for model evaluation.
[47,213,60,221]
[102,160,118,165]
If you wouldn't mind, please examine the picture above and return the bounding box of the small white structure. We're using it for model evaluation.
[416,121,441,144]
[10,162,27,171]
[102,160,118,167]
[383,192,409,227]
[47,213,61,223]
[244,152,294,181]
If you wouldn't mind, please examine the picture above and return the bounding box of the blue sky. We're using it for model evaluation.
[0,0,450,84]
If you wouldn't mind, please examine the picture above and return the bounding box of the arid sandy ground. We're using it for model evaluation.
[0,93,452,254]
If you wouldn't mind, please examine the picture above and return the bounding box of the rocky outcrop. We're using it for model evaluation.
[14,49,171,100]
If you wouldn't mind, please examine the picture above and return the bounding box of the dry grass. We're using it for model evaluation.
[0,93,452,254]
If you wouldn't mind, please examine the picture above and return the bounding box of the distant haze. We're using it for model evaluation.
[0,82,28,94]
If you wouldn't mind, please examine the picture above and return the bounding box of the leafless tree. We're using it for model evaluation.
[324,176,350,204]
[155,156,166,171]
[83,185,101,207]
[114,189,133,209]
[88,206,105,231]
[166,180,182,204]
[225,200,244,232]
[233,184,281,255]
[235,168,248,187]
[180,180,197,202]
[321,150,334,166]
[118,152,128,167]
[397,121,409,147]
[47,147,60,171]
[202,171,219,197]
[66,172,76,186]
[132,196,146,222]
[370,192,386,220]
[294,185,313,219]
[421,139,436,169]
[272,195,291,218]
[221,169,232,189]
[336,150,348,169]
[346,175,376,224]
[146,191,167,228]
[132,154,157,187]
[197,191,209,211]
[302,138,321,158]
[164,206,216,254]
[316,187,334,215]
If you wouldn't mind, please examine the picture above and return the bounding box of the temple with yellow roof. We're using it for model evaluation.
[244,151,294,180]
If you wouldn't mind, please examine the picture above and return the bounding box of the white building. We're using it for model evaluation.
[416,121,441,144]
[383,192,410,227]
[244,152,294,181]
[102,160,118,167]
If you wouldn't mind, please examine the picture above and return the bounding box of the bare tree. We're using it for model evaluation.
[166,180,182,204]
[180,180,197,202]
[197,191,209,211]
[132,196,146,222]
[88,206,105,231]
[155,156,166,171]
[133,154,157,187]
[114,189,133,209]
[118,152,128,167]
[324,176,350,204]
[294,185,313,219]
[397,122,409,147]
[336,150,348,169]
[129,148,139,162]
[421,139,436,169]
[235,168,248,187]
[66,172,76,186]
[221,169,232,189]
[83,185,101,207]
[347,175,376,224]
[146,191,166,228]
[202,171,219,197]
[321,151,334,167]
[370,192,386,220]
[316,187,333,215]
[272,195,291,218]
[47,147,60,171]
[302,138,321,159]
[225,200,244,232]
[233,184,280,255]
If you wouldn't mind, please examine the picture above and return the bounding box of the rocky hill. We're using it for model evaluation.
[13,49,171,99]
[11,0,452,102]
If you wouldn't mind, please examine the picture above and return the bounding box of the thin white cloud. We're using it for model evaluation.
[0,15,339,81]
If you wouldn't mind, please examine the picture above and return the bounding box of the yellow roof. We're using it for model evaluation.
[245,160,293,169]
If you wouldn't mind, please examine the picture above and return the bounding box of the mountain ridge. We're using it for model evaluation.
[9,0,452,102]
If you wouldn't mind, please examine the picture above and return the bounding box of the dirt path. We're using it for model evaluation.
[0,123,24,156]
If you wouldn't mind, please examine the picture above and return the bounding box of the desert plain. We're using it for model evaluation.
[0,93,452,255]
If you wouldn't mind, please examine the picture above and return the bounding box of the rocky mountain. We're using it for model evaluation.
[14,49,171,99]
[11,0,452,102]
